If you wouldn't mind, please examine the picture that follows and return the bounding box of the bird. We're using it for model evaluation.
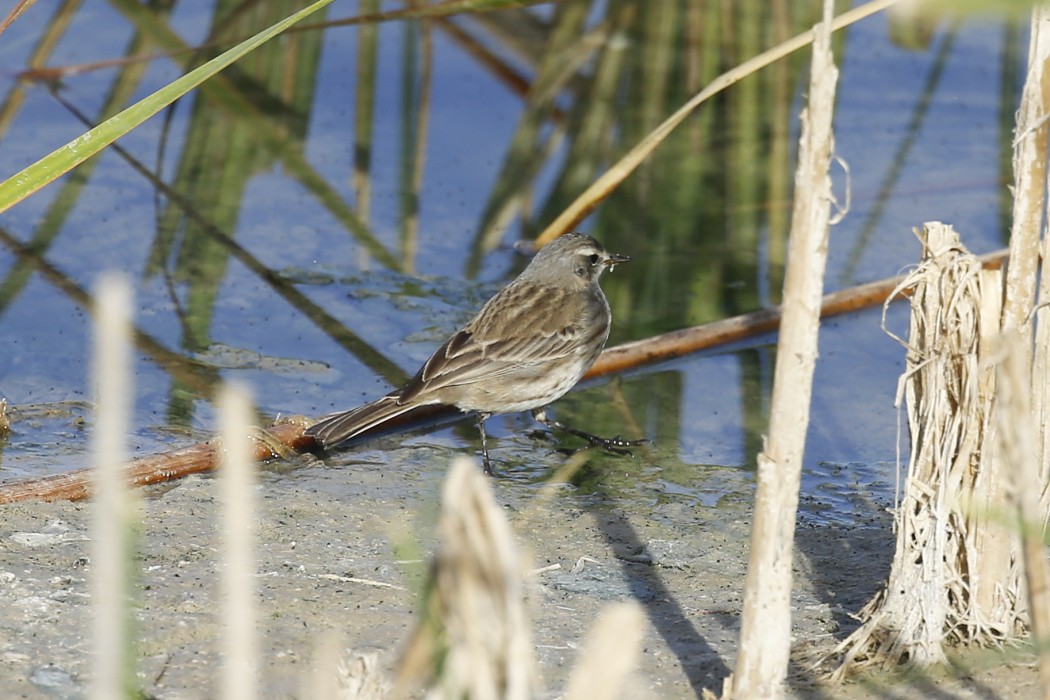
[305,232,645,474]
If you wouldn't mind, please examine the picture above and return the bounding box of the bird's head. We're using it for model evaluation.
[524,233,630,285]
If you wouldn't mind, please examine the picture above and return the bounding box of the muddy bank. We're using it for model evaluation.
[0,454,1037,699]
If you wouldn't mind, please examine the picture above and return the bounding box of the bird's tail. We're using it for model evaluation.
[305,394,443,449]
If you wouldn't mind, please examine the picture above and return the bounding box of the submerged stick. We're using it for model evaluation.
[0,251,1008,505]
[0,421,310,504]
[589,247,1007,378]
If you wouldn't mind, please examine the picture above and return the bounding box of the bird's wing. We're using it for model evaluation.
[397,284,591,404]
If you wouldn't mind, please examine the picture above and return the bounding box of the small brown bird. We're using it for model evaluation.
[306,233,644,473]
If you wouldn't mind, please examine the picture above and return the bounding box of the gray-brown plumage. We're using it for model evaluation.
[305,233,643,473]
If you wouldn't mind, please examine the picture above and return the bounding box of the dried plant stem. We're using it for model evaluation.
[1004,8,1050,340]
[995,333,1050,698]
[826,7,1050,680]
[967,268,1012,627]
[393,457,534,700]
[1005,10,1050,546]
[730,2,838,697]
[0,0,37,40]
[1021,8,1050,513]
[219,383,259,700]
[827,224,1013,678]
[90,274,136,700]
[392,458,645,699]
[1022,12,1050,695]
[563,602,645,700]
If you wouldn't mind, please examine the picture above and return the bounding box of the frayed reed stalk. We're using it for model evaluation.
[387,457,647,700]
[307,631,388,700]
[563,602,645,700]
[393,457,535,700]
[826,223,1012,679]
[826,6,1050,681]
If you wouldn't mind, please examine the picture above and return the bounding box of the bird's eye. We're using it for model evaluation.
[588,253,600,265]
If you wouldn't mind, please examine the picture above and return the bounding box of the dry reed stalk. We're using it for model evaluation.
[964,267,1014,631]
[1004,8,1050,344]
[391,458,647,700]
[218,383,259,700]
[1003,15,1050,596]
[995,332,1050,697]
[1020,8,1050,519]
[89,274,136,700]
[828,8,1050,680]
[392,457,535,700]
[729,2,839,697]
[563,602,645,700]
[1019,12,1050,695]
[827,223,1015,679]
[307,634,388,700]
[0,0,35,40]
[307,631,345,700]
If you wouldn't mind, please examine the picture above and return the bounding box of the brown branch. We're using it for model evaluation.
[0,249,1008,505]
[0,421,312,504]
[589,246,1006,379]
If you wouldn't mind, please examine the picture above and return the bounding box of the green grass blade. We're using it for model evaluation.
[0,0,335,214]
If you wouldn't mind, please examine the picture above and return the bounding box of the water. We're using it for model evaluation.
[0,2,1017,531]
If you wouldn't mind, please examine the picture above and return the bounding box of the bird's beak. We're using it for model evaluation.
[604,252,630,272]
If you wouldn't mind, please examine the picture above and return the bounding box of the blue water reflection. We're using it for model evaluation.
[0,4,1017,529]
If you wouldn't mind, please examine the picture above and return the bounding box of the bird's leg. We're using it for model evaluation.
[476,413,494,475]
[531,407,648,456]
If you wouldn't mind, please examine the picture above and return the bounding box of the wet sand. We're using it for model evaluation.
[0,448,1038,699]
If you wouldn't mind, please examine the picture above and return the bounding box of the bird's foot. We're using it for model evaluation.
[476,414,496,476]
[527,428,560,444]
[566,430,649,458]
[530,408,648,458]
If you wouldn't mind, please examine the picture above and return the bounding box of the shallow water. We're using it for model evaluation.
[0,3,1017,532]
